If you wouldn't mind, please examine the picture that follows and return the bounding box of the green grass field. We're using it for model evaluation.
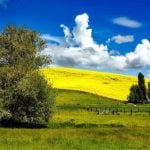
[0,90,150,150]
[0,128,150,150]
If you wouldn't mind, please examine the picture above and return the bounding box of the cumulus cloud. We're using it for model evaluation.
[72,13,94,48]
[60,24,73,46]
[107,35,134,44]
[60,13,95,48]
[125,39,150,68]
[109,50,120,56]
[42,13,150,71]
[112,17,142,28]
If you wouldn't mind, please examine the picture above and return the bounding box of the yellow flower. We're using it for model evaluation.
[40,67,150,101]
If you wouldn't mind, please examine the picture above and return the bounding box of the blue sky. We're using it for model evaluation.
[1,0,150,76]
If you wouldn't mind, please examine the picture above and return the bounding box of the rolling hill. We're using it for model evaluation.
[40,67,150,101]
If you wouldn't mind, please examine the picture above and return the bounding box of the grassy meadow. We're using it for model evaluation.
[40,67,150,100]
[1,90,150,150]
[1,128,150,150]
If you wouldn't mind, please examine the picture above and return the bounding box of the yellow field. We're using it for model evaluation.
[40,67,149,101]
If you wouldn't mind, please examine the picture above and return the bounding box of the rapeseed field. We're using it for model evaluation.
[40,67,150,100]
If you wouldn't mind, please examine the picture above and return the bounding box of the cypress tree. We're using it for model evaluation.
[138,72,146,103]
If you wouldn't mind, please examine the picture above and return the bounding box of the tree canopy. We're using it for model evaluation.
[128,72,147,104]
[0,25,55,127]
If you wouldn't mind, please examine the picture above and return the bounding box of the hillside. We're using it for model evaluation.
[40,67,149,101]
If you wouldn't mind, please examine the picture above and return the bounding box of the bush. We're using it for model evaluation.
[127,85,140,103]
[0,98,12,123]
[1,71,55,127]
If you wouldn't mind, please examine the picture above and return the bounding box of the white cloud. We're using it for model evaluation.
[125,39,150,68]
[41,34,64,44]
[60,13,95,48]
[42,13,150,71]
[109,50,120,56]
[107,35,134,44]
[72,13,94,48]
[112,17,142,28]
[60,24,73,46]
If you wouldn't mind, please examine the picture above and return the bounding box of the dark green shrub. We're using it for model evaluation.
[128,72,147,103]
[1,71,55,127]
[128,85,140,103]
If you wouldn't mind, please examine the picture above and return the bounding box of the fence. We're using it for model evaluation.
[88,107,150,115]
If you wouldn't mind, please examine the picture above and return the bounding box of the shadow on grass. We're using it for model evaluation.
[48,121,125,129]
[0,119,47,128]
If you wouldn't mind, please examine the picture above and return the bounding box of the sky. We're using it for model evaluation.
[0,0,150,76]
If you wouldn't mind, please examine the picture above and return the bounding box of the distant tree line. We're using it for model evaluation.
[0,25,55,127]
[128,72,150,104]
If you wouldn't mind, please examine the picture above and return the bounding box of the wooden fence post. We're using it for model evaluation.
[97,109,100,115]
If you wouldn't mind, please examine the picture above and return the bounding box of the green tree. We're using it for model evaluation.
[0,25,54,127]
[128,72,147,103]
[138,72,147,103]
[0,25,51,89]
[3,71,55,127]
[128,85,140,103]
